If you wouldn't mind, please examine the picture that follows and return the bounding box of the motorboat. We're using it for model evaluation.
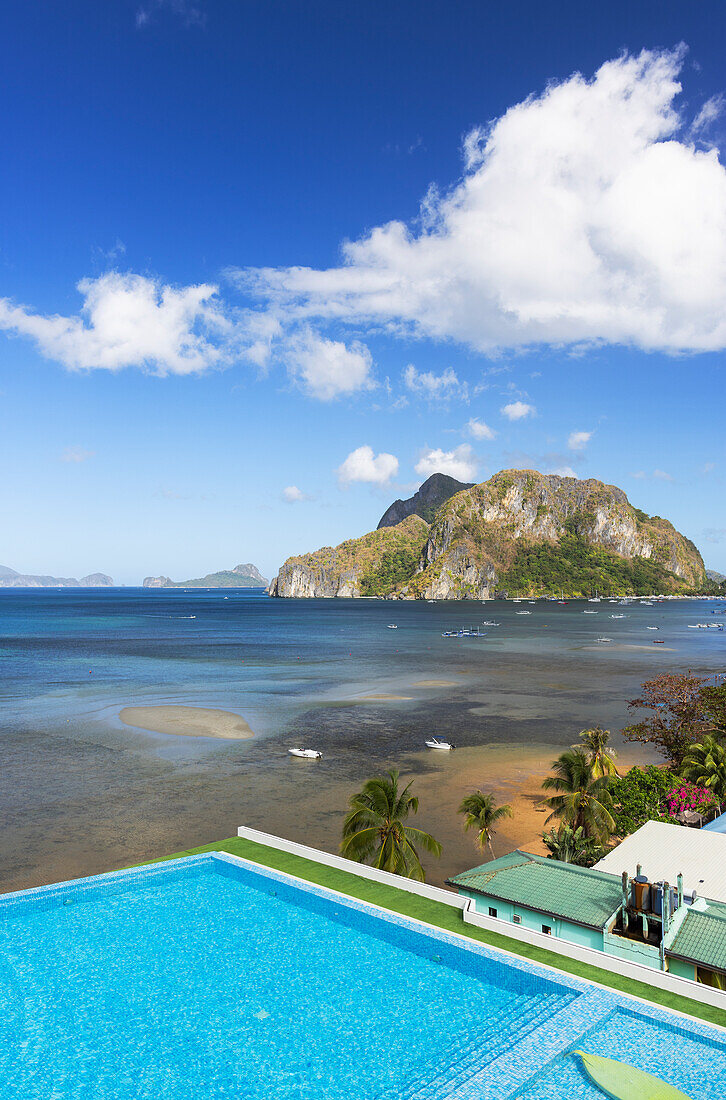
[288,748,323,759]
[481,621,500,626]
[610,614,625,619]
[387,624,398,629]
[646,626,659,631]
[425,737,454,750]
[596,636,612,643]
[515,610,531,615]
[583,610,598,614]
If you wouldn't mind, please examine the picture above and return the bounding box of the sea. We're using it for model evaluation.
[1,588,724,891]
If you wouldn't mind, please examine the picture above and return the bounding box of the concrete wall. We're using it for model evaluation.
[604,929,663,971]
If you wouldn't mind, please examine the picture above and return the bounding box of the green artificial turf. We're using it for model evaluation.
[139,835,726,1030]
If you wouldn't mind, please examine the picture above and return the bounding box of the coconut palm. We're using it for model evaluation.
[340,768,442,881]
[541,748,615,843]
[577,726,618,778]
[458,791,512,858]
[680,736,726,806]
[542,824,603,867]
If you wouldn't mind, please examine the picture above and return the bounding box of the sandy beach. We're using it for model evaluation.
[119,705,254,740]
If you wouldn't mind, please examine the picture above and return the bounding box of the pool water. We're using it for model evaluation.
[0,855,725,1099]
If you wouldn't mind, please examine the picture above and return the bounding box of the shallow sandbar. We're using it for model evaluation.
[119,705,254,740]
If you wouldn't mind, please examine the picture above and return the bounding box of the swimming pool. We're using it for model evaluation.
[0,853,724,1099]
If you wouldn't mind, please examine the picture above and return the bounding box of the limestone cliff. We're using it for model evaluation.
[268,516,429,597]
[143,563,268,588]
[269,470,705,599]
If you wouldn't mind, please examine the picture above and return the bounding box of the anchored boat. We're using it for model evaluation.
[425,737,454,751]
[288,748,323,759]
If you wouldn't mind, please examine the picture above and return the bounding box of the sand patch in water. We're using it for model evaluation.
[119,705,254,740]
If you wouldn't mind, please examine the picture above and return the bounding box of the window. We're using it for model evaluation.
[541,924,552,935]
[488,906,498,918]
[512,915,522,924]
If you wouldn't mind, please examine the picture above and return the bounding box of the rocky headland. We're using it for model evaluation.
[268,470,705,599]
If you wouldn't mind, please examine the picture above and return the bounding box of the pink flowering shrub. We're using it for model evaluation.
[665,780,717,817]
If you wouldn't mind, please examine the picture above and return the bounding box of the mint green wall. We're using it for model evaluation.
[668,957,697,981]
[459,889,604,950]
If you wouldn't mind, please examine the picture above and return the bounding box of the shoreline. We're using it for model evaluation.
[119,705,255,740]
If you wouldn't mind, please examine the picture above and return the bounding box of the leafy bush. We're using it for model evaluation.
[665,781,717,817]
[609,765,679,837]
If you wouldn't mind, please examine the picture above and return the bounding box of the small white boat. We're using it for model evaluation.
[588,597,601,603]
[425,737,454,751]
[288,748,322,759]
[646,626,659,631]
[610,613,625,619]
[387,624,398,629]
[596,636,612,643]
[481,621,500,626]
[515,610,531,615]
[583,610,598,614]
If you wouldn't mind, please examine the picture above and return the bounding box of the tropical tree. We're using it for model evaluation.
[541,749,615,843]
[542,825,604,867]
[340,768,442,881]
[458,791,512,857]
[622,673,710,768]
[680,736,726,807]
[577,726,618,778]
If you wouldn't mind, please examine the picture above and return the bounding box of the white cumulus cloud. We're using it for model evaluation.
[568,430,592,451]
[235,47,726,356]
[285,330,374,400]
[415,444,477,481]
[0,273,234,375]
[466,417,496,440]
[337,445,398,485]
[501,401,535,421]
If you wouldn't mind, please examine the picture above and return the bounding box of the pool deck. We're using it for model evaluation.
[141,835,726,1031]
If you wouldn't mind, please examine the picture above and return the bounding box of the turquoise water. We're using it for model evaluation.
[0,858,573,1099]
[1,855,725,1100]
[516,1009,726,1099]
[1,589,725,889]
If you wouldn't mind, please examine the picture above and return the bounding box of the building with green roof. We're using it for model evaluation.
[447,850,626,950]
[448,849,726,988]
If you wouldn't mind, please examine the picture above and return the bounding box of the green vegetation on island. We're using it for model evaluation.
[270,469,707,599]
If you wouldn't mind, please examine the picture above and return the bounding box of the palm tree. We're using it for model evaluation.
[340,769,442,881]
[541,748,615,843]
[577,726,618,778]
[458,791,512,858]
[681,736,726,807]
[542,824,603,867]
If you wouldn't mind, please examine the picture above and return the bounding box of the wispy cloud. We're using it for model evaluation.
[403,365,468,401]
[136,0,206,29]
[60,446,94,464]
[281,485,313,504]
[466,417,496,441]
[703,528,726,544]
[629,469,674,482]
[567,430,592,451]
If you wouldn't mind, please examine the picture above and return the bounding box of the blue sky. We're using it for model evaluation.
[1,1,725,583]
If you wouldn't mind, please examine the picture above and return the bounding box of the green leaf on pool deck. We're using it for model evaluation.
[574,1050,693,1100]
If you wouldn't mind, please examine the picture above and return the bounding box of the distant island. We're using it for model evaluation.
[0,565,114,588]
[268,469,707,600]
[143,563,268,589]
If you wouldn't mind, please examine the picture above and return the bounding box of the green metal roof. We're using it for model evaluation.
[667,908,726,974]
[447,850,624,930]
